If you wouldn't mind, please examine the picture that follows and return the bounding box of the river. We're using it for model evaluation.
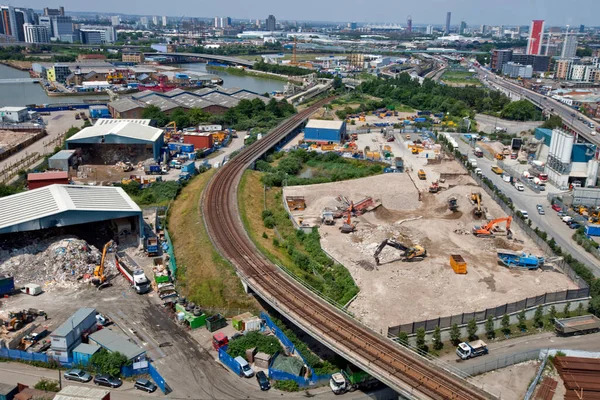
[0,62,284,108]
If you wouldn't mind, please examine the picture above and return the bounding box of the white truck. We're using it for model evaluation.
[115,253,151,294]
[456,340,488,360]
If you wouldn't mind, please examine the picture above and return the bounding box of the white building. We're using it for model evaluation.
[24,24,50,43]
[426,25,433,35]
[111,16,120,26]
[0,107,29,123]
[162,16,167,26]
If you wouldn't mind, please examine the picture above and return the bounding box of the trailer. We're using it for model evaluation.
[115,253,151,294]
[456,340,488,360]
[555,315,600,336]
[497,250,544,269]
[329,367,379,394]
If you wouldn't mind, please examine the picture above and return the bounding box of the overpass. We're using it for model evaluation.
[203,97,497,400]
[144,52,254,67]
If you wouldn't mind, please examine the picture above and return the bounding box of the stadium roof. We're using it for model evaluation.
[0,185,142,234]
[67,120,163,143]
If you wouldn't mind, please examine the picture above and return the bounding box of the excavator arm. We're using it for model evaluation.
[374,239,414,265]
[93,240,114,286]
[473,216,513,236]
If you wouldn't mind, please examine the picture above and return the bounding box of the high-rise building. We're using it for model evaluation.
[140,16,148,28]
[111,16,120,26]
[223,17,231,27]
[214,16,220,28]
[555,59,573,80]
[561,31,578,59]
[526,20,545,55]
[38,16,52,36]
[24,23,50,43]
[43,7,64,16]
[79,25,117,44]
[51,15,75,42]
[162,16,167,26]
[445,12,451,34]
[14,9,25,41]
[459,21,467,35]
[152,16,158,25]
[491,49,513,71]
[480,25,488,35]
[266,14,276,31]
[512,54,550,72]
[348,22,357,30]
[406,16,412,33]
[426,25,433,35]
[0,6,18,38]
[579,24,585,33]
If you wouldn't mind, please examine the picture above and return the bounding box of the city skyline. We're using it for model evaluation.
[5,0,600,26]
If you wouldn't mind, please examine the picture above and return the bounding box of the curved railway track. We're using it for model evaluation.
[203,97,496,400]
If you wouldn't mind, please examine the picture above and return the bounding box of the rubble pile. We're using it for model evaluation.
[0,237,115,288]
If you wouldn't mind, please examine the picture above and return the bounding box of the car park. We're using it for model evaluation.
[93,374,122,388]
[256,371,271,391]
[64,369,92,383]
[134,378,157,393]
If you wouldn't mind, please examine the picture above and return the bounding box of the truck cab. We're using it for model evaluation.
[133,270,150,294]
[329,372,348,395]
[456,340,488,360]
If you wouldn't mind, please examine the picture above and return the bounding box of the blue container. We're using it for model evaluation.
[585,224,600,237]
[184,152,196,160]
[180,143,194,153]
[181,161,196,174]
[0,276,14,295]
[414,117,427,123]
[168,143,182,151]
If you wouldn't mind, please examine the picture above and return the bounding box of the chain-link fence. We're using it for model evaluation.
[460,349,541,376]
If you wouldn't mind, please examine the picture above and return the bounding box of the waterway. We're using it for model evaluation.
[0,62,285,108]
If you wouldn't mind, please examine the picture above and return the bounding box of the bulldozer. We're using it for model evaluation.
[373,238,427,265]
[92,240,114,289]
[3,309,38,331]
[473,216,512,238]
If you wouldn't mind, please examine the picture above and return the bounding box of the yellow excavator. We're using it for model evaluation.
[92,240,114,289]
[471,192,483,218]
[373,238,427,265]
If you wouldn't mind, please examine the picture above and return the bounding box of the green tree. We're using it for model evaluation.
[564,302,571,318]
[432,326,443,350]
[541,114,563,130]
[34,378,60,392]
[549,305,557,322]
[534,306,544,328]
[517,309,527,331]
[577,302,584,316]
[398,331,409,346]
[90,349,129,377]
[170,108,191,128]
[485,316,495,339]
[141,105,169,126]
[500,99,538,121]
[467,319,478,340]
[501,314,511,335]
[415,327,427,352]
[449,323,461,345]
[590,296,600,317]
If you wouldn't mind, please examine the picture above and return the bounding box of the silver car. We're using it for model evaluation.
[64,369,92,382]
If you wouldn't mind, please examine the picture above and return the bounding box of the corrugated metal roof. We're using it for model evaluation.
[73,343,101,355]
[107,98,147,113]
[0,185,141,231]
[52,308,96,338]
[27,171,69,181]
[48,150,76,160]
[94,118,151,126]
[89,328,145,360]
[55,386,110,400]
[67,121,163,143]
[305,119,345,130]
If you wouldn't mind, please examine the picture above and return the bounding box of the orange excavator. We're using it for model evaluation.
[340,202,356,233]
[472,216,512,238]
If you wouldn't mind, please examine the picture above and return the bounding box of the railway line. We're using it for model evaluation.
[203,97,496,400]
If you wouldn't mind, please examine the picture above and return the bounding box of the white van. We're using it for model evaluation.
[514,182,525,191]
[235,356,254,378]
[519,210,529,219]
[468,158,477,168]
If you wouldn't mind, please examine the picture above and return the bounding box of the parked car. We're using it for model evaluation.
[64,369,92,383]
[562,216,573,223]
[94,374,122,388]
[134,378,157,393]
[537,205,545,215]
[552,204,562,212]
[568,221,581,229]
[557,211,566,217]
[256,371,271,391]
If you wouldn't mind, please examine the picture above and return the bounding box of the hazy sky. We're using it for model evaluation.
[21,0,598,26]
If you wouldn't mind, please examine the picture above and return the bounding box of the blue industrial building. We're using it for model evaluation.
[304,119,346,143]
[66,119,164,162]
[88,105,111,119]
[72,343,101,365]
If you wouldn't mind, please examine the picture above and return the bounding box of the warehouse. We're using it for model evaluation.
[0,185,143,245]
[107,98,146,119]
[66,118,164,162]
[27,171,70,190]
[304,119,346,143]
[88,328,145,361]
[48,150,78,171]
[48,308,97,361]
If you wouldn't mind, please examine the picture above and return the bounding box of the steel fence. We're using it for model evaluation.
[460,349,541,376]
[148,362,172,394]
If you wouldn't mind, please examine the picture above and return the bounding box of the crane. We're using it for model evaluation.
[164,121,177,140]
[373,238,426,265]
[92,240,114,288]
[472,216,512,238]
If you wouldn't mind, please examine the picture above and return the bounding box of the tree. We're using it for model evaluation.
[34,378,60,392]
[432,326,443,350]
[467,319,478,340]
[564,302,571,318]
[500,99,538,121]
[541,114,563,130]
[398,331,409,346]
[141,105,169,126]
[485,316,495,339]
[590,296,600,317]
[534,305,544,328]
[415,327,427,352]
[577,302,584,316]
[501,314,511,335]
[450,323,461,345]
[549,305,557,322]
[90,349,130,377]
[517,309,527,331]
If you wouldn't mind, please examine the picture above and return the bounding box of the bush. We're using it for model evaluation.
[415,327,427,352]
[534,306,544,328]
[450,323,461,345]
[485,316,495,339]
[263,216,275,229]
[501,314,510,335]
[274,380,300,392]
[398,331,409,346]
[432,326,443,350]
[90,349,129,377]
[564,302,571,318]
[549,305,557,322]
[227,332,282,359]
[467,319,478,340]
[518,309,527,331]
[34,378,60,392]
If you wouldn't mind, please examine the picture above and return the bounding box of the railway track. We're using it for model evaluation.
[203,97,496,400]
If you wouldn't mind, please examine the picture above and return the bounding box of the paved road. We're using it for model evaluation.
[475,114,542,135]
[452,135,600,276]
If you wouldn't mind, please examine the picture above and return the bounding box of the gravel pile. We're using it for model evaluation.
[0,236,115,289]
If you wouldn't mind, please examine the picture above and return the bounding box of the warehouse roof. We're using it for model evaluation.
[0,185,141,234]
[55,386,110,400]
[107,97,147,113]
[89,328,145,360]
[53,308,96,338]
[94,118,151,126]
[27,171,68,181]
[49,150,76,160]
[305,119,345,130]
[0,106,27,112]
[67,121,163,143]
[73,343,101,355]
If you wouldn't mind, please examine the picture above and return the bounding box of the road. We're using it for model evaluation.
[452,135,600,276]
[475,113,542,135]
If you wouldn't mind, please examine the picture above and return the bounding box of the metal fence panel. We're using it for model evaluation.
[148,363,171,394]
[414,320,426,331]
[425,319,439,331]
[516,299,527,311]
[474,311,486,322]
[451,315,463,326]
[439,316,452,329]
[506,302,518,314]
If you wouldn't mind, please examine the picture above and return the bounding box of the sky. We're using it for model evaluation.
[20,0,599,26]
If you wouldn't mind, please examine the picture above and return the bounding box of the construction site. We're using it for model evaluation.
[283,140,578,333]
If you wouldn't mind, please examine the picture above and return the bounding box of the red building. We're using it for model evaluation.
[183,132,214,150]
[27,171,69,190]
[527,20,545,55]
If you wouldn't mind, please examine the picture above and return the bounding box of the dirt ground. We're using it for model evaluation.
[468,361,540,399]
[283,156,577,332]
[0,130,37,150]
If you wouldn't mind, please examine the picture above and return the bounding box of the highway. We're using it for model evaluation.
[452,135,600,276]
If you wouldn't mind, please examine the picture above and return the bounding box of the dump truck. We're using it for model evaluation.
[115,253,151,294]
[417,169,427,180]
[329,367,379,394]
[456,340,488,360]
[555,315,600,336]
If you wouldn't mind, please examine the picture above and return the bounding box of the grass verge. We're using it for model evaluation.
[168,169,257,315]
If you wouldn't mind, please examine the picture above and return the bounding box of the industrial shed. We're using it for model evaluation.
[0,185,143,244]
[66,119,164,162]
[304,119,346,143]
[89,328,145,361]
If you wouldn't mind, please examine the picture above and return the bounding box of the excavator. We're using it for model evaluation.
[429,181,440,193]
[472,216,513,238]
[340,202,356,234]
[471,192,483,218]
[373,238,427,265]
[92,240,114,289]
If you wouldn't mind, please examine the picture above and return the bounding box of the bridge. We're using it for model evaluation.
[203,97,497,400]
[144,52,254,67]
[0,78,38,84]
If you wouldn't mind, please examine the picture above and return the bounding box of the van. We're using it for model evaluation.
[474,168,482,176]
[235,356,254,378]
[514,182,524,191]
[468,158,477,168]
[519,210,529,219]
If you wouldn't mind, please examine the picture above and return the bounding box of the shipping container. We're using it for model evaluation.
[180,143,195,153]
[168,142,182,151]
[183,132,214,150]
[206,314,227,332]
[0,275,14,296]
[414,117,427,123]
[181,161,196,175]
[232,312,253,331]
[585,224,600,237]
[244,316,262,332]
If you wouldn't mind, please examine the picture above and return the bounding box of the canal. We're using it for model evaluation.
[0,62,285,108]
